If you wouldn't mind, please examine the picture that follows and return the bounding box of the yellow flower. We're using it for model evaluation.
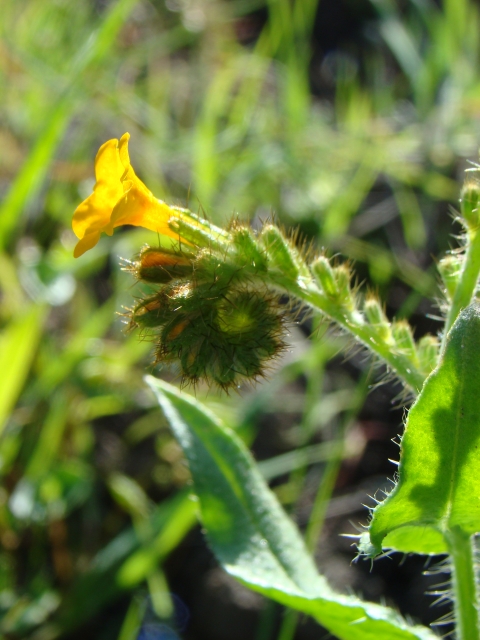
[72,133,186,257]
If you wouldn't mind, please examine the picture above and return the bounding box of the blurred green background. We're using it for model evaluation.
[1,0,480,638]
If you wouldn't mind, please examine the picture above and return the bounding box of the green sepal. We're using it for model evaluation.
[364,303,480,557]
[392,321,417,361]
[333,265,354,310]
[364,298,391,343]
[168,214,228,252]
[416,335,439,376]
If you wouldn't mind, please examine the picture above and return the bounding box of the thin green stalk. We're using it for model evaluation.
[275,344,328,640]
[255,600,277,640]
[117,596,146,640]
[305,372,370,551]
[277,610,299,640]
[442,227,480,351]
[275,443,343,638]
[445,528,480,640]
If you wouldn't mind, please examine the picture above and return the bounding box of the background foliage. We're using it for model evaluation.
[2,0,480,638]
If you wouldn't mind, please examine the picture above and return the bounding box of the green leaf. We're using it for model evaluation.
[364,303,480,557]
[146,376,436,640]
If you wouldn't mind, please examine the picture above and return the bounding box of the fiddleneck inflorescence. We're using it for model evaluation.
[73,134,443,391]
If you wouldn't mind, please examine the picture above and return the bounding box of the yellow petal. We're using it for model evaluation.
[73,231,102,258]
[118,134,155,200]
[72,137,125,240]
[110,184,184,240]
[72,133,191,257]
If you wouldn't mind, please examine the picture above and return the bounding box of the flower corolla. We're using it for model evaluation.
[72,133,185,257]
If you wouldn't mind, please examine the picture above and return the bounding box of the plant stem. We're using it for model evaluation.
[442,227,480,351]
[446,528,480,640]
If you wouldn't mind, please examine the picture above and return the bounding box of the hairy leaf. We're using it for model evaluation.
[363,303,480,557]
[147,376,435,640]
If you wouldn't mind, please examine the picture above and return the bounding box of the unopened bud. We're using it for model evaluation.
[311,256,337,297]
[417,335,439,374]
[438,255,462,299]
[460,178,480,229]
[333,265,354,310]
[134,246,193,283]
[156,288,285,390]
[364,298,391,342]
[392,320,417,360]
[231,227,267,271]
[131,294,167,328]
[260,225,299,280]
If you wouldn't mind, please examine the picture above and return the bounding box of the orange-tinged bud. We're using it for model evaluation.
[132,246,194,283]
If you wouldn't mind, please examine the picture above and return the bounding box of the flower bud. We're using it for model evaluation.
[460,178,480,229]
[417,335,439,374]
[311,256,337,297]
[392,320,417,360]
[333,265,354,310]
[260,225,300,280]
[364,297,391,342]
[156,287,285,389]
[132,246,194,283]
[131,297,160,328]
[437,255,462,299]
[231,227,267,271]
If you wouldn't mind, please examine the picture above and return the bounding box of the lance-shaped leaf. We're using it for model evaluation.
[362,303,480,557]
[146,376,436,640]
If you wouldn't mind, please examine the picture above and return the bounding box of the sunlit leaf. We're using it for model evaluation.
[363,303,480,557]
[147,376,435,640]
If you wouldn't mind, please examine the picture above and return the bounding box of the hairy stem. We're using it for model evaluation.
[442,228,480,351]
[446,528,480,640]
[268,273,427,393]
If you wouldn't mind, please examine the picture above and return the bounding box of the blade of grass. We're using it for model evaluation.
[277,372,370,640]
[38,491,196,639]
[25,391,69,478]
[32,298,116,397]
[0,304,47,436]
[117,596,147,640]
